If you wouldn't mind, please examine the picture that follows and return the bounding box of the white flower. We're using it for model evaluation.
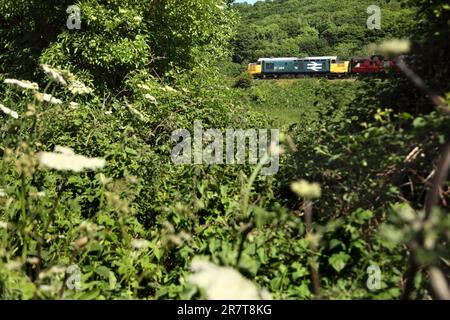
[137,84,151,91]
[34,92,63,105]
[54,145,75,155]
[4,79,39,91]
[69,80,93,95]
[189,259,272,300]
[377,39,411,56]
[144,94,157,104]
[0,104,19,119]
[0,221,8,229]
[0,188,5,197]
[41,64,67,86]
[69,102,80,108]
[164,85,177,93]
[37,146,106,172]
[131,239,151,249]
[291,180,322,199]
[126,103,147,121]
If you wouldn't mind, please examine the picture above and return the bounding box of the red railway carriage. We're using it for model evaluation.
[383,58,402,73]
[350,56,385,74]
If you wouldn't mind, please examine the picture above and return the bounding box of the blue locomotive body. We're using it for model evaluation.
[258,56,334,77]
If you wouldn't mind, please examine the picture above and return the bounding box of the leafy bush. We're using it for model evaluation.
[233,72,253,89]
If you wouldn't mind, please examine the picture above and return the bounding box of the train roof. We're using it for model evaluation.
[257,57,299,62]
[257,56,339,62]
[301,56,338,60]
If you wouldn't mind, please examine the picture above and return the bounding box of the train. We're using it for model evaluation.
[247,55,399,78]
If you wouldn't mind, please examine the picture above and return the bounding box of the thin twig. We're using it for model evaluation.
[424,142,450,220]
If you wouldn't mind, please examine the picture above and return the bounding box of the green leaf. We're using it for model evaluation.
[95,266,111,279]
[329,252,351,272]
[412,117,427,128]
[108,271,117,290]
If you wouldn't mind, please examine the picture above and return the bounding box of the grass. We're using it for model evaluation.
[239,78,357,128]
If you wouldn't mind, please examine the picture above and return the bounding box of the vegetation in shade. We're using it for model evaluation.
[0,0,449,300]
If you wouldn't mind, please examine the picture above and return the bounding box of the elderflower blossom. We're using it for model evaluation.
[189,260,272,300]
[40,64,68,86]
[137,84,151,91]
[34,92,63,105]
[0,104,19,119]
[131,239,151,249]
[37,146,106,172]
[4,79,39,91]
[54,145,75,155]
[291,180,322,199]
[69,80,93,95]
[164,85,177,93]
[126,103,147,121]
[144,94,157,104]
[376,39,411,56]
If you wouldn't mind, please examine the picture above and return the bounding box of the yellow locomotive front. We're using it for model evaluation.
[247,61,262,77]
[330,59,350,75]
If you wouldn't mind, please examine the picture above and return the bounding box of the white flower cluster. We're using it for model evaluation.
[137,83,158,104]
[37,146,106,172]
[69,80,93,95]
[377,39,411,56]
[130,239,151,249]
[291,180,322,199]
[0,104,19,119]
[40,64,93,95]
[189,259,272,300]
[4,79,39,91]
[144,94,157,104]
[41,64,68,86]
[126,103,147,121]
[34,92,63,105]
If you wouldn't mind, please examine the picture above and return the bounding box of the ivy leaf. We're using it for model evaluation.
[329,252,351,272]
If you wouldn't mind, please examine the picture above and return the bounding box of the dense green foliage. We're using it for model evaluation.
[232,0,414,63]
[0,0,449,300]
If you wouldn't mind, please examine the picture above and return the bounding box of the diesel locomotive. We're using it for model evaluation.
[247,55,398,78]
